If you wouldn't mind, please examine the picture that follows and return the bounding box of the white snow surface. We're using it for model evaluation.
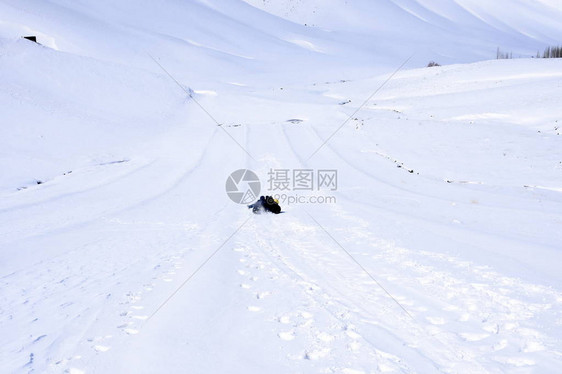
[1,0,562,373]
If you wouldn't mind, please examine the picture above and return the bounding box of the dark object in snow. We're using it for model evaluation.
[23,36,37,43]
[248,196,282,214]
[286,119,303,124]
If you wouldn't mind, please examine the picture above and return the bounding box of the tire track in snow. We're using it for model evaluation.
[24,124,234,373]
[249,117,449,370]
[56,121,247,372]
[230,222,413,374]
[260,207,562,372]
[238,95,562,372]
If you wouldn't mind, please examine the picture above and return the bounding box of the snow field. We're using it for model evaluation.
[1,0,562,373]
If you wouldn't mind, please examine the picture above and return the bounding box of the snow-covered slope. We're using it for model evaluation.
[1,0,562,373]
[244,0,562,62]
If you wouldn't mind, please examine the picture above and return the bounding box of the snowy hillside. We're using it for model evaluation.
[243,0,562,62]
[1,0,562,373]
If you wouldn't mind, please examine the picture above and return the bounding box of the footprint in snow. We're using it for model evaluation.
[317,332,335,343]
[118,321,139,335]
[493,339,508,351]
[88,335,112,353]
[304,348,330,360]
[256,291,271,299]
[459,332,489,341]
[522,341,546,353]
[278,331,296,341]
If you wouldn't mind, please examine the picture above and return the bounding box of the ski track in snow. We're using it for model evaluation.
[225,211,562,373]
[243,120,561,372]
